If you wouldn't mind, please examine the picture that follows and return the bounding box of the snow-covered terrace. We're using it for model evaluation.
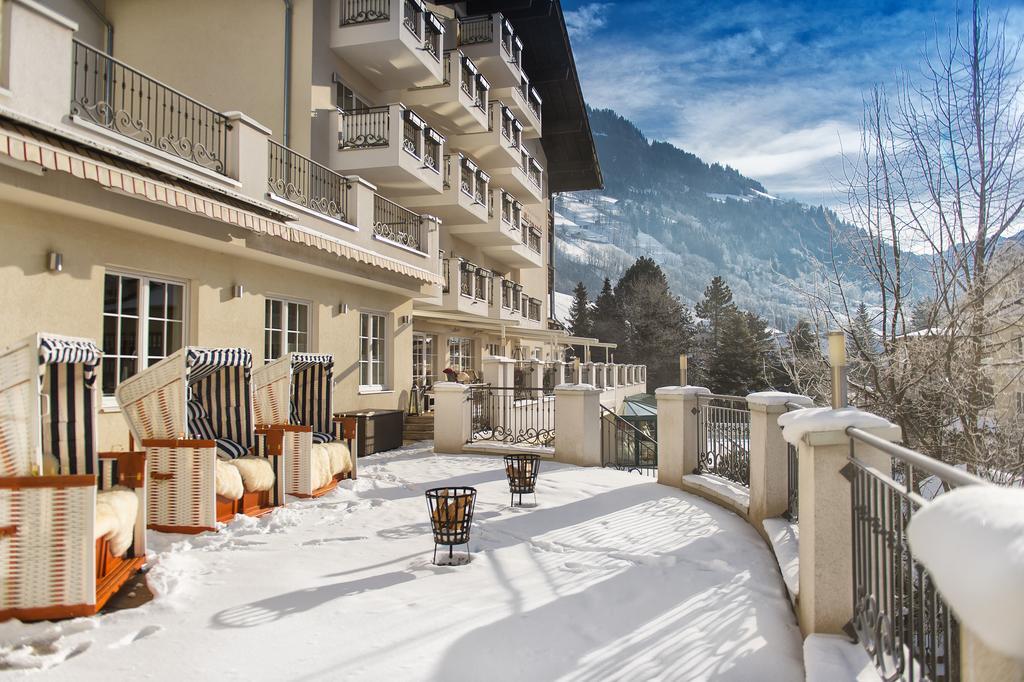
[2,444,804,680]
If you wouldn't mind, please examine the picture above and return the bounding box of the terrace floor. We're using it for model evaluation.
[1,444,804,680]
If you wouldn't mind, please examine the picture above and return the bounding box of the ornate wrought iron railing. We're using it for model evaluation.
[601,405,657,476]
[70,40,229,174]
[526,298,542,321]
[845,427,987,681]
[467,385,554,447]
[527,227,542,253]
[402,0,422,38]
[340,0,390,25]
[695,394,750,487]
[339,106,391,150]
[267,141,349,223]
[458,15,493,45]
[373,193,424,252]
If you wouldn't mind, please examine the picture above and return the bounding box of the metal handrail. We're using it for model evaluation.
[846,427,989,489]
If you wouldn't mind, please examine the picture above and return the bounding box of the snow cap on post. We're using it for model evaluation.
[777,406,896,446]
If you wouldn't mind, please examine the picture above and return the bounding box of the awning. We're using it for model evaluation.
[0,118,444,287]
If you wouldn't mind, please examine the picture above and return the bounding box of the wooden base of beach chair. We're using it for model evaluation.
[292,479,338,499]
[214,489,276,521]
[95,537,146,612]
[0,602,96,622]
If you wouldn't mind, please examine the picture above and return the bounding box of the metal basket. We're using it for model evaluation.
[425,486,477,564]
[503,454,541,506]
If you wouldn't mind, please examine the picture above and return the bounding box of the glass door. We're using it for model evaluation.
[412,333,436,412]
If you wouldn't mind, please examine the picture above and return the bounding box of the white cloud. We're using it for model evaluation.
[565,3,612,40]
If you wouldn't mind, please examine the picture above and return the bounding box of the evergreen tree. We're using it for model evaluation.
[567,281,593,337]
[789,319,818,357]
[613,257,695,388]
[707,309,756,394]
[590,277,625,351]
[694,275,736,347]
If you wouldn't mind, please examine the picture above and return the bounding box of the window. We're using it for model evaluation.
[102,272,185,396]
[448,337,474,372]
[359,312,388,389]
[413,333,435,388]
[265,298,309,361]
[486,343,502,356]
[336,82,369,112]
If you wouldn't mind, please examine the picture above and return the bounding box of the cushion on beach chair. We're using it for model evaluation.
[95,488,139,557]
[312,431,333,444]
[229,456,276,492]
[314,441,352,476]
[290,400,300,425]
[215,458,244,500]
[214,438,249,459]
[187,399,217,440]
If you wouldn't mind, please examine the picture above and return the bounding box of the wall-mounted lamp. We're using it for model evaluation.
[47,251,63,272]
[232,284,244,299]
[338,302,349,315]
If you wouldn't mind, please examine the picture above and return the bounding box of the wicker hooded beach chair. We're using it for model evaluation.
[252,353,357,498]
[0,333,147,621]
[115,347,285,533]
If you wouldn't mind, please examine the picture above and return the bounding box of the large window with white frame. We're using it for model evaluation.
[359,312,388,390]
[102,272,186,397]
[265,297,310,361]
[448,337,474,372]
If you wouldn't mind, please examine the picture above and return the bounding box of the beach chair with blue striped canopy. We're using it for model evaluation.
[252,353,357,498]
[0,333,146,621]
[115,347,285,533]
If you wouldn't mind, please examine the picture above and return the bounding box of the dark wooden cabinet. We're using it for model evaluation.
[337,409,404,456]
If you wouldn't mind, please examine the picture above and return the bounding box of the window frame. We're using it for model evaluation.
[264,295,312,362]
[447,336,474,373]
[359,310,390,392]
[101,269,188,405]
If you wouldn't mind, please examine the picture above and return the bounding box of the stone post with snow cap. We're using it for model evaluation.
[656,386,710,488]
[778,406,901,636]
[554,383,601,467]
[433,383,471,455]
[482,355,514,388]
[746,391,814,525]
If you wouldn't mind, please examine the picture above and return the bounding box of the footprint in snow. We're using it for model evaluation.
[109,625,163,649]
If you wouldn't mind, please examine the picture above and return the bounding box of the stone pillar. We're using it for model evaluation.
[656,386,710,488]
[224,111,272,195]
[553,361,566,386]
[482,355,513,388]
[554,385,601,467]
[433,382,471,455]
[581,361,594,386]
[778,408,901,636]
[593,362,605,389]
[606,364,617,388]
[529,359,544,391]
[746,391,813,524]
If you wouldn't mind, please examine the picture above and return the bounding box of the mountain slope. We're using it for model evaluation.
[554,108,884,326]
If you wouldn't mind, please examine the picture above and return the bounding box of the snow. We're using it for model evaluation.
[803,634,882,681]
[0,444,804,680]
[553,291,574,325]
[655,386,711,397]
[762,518,799,603]
[906,485,1024,659]
[746,391,814,408]
[682,473,750,513]
[777,407,895,446]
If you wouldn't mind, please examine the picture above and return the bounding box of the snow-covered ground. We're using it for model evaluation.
[1,444,804,680]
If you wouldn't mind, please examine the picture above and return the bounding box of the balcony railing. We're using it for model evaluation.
[340,0,390,25]
[373,193,425,252]
[696,395,751,487]
[526,297,542,321]
[458,15,493,46]
[339,106,391,149]
[268,141,349,223]
[70,40,229,174]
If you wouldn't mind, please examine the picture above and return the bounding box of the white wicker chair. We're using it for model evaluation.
[115,347,285,533]
[252,353,357,498]
[0,333,146,621]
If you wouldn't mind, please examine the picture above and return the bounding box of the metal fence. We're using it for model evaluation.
[695,395,750,487]
[373,194,424,252]
[70,40,229,174]
[467,385,554,447]
[458,15,493,45]
[340,0,390,25]
[783,400,807,522]
[268,141,349,222]
[846,427,987,681]
[339,106,391,150]
[601,405,657,476]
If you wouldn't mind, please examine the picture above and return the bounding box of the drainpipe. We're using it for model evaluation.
[282,0,293,147]
[82,0,113,53]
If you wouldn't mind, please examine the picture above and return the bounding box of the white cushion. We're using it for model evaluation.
[315,441,353,477]
[230,456,276,492]
[95,488,138,556]
[215,458,244,500]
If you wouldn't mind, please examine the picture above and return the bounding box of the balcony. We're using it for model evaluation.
[447,186,519,247]
[400,50,489,134]
[69,40,229,175]
[492,76,542,138]
[479,191,543,268]
[438,257,494,316]
[372,193,430,254]
[267,139,352,225]
[333,104,445,197]
[455,13,524,89]
[491,277,522,322]
[333,0,445,88]
[489,148,544,203]
[401,153,489,225]
[447,101,524,170]
[517,295,544,328]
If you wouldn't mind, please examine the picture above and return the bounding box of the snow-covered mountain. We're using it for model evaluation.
[554,108,883,327]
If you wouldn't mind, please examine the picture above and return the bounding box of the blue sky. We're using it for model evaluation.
[563,0,1024,205]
